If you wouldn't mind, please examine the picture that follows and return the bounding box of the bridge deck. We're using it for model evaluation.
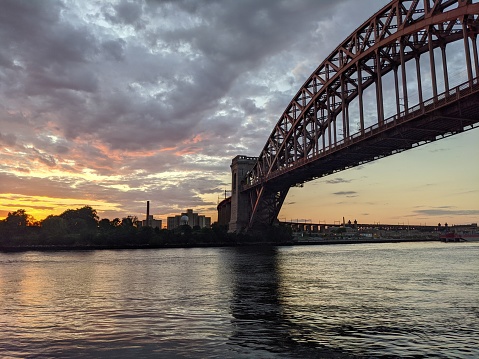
[244,79,479,191]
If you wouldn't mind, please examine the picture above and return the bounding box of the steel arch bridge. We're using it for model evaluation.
[225,0,479,233]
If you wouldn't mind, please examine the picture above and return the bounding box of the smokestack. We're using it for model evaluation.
[146,201,150,227]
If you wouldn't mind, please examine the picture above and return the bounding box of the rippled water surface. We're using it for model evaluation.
[1,242,478,358]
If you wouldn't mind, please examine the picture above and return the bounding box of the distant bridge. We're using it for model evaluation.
[280,220,440,233]
[219,0,479,233]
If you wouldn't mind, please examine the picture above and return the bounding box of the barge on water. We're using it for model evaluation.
[440,223,479,242]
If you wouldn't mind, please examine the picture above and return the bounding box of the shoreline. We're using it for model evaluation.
[0,237,443,253]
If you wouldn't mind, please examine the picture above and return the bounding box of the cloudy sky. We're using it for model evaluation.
[0,0,478,226]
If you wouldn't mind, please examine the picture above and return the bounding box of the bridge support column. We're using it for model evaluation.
[228,155,257,233]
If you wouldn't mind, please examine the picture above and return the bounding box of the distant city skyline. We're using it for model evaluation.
[0,0,478,226]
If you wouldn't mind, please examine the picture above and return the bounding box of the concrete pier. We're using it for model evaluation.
[228,155,257,233]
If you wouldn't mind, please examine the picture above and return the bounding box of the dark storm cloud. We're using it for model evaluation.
[0,1,63,44]
[105,0,145,29]
[0,0,363,152]
[101,39,127,62]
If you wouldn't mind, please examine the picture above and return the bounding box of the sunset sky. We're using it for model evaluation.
[1,0,478,226]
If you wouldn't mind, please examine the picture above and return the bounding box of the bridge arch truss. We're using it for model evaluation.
[241,0,479,231]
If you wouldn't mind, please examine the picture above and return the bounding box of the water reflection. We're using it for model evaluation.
[1,244,477,358]
[228,247,286,348]
[224,246,354,358]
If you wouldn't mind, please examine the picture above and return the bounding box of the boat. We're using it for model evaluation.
[439,223,479,242]
[440,232,465,242]
[440,230,479,242]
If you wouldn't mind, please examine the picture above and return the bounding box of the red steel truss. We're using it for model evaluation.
[243,0,479,231]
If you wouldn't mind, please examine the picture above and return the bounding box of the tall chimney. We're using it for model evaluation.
[146,201,150,227]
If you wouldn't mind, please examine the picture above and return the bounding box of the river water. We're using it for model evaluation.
[0,242,478,358]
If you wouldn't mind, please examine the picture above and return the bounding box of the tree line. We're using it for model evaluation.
[0,206,231,248]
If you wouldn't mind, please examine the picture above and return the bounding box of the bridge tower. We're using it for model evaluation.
[228,155,257,233]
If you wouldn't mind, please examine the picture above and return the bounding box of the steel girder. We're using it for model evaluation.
[247,186,290,231]
[244,0,479,230]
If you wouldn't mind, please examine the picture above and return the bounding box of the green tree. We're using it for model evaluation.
[5,209,33,229]
[0,209,38,245]
[121,216,138,228]
[60,206,99,233]
[98,218,111,230]
[42,216,68,238]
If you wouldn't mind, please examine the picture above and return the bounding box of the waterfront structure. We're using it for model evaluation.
[223,0,479,233]
[141,215,162,229]
[217,197,231,227]
[167,209,211,230]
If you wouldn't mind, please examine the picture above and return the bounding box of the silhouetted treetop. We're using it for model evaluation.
[59,206,99,233]
[4,209,36,229]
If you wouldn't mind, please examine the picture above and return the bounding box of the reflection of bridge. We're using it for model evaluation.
[218,0,479,233]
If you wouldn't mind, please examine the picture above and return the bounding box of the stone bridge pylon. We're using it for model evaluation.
[227,155,257,233]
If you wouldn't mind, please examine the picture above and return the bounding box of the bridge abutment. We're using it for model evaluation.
[228,155,257,233]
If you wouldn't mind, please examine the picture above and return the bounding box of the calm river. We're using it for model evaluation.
[0,242,478,358]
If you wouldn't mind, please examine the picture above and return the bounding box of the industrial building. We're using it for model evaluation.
[141,215,162,229]
[167,209,211,230]
[140,201,163,229]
